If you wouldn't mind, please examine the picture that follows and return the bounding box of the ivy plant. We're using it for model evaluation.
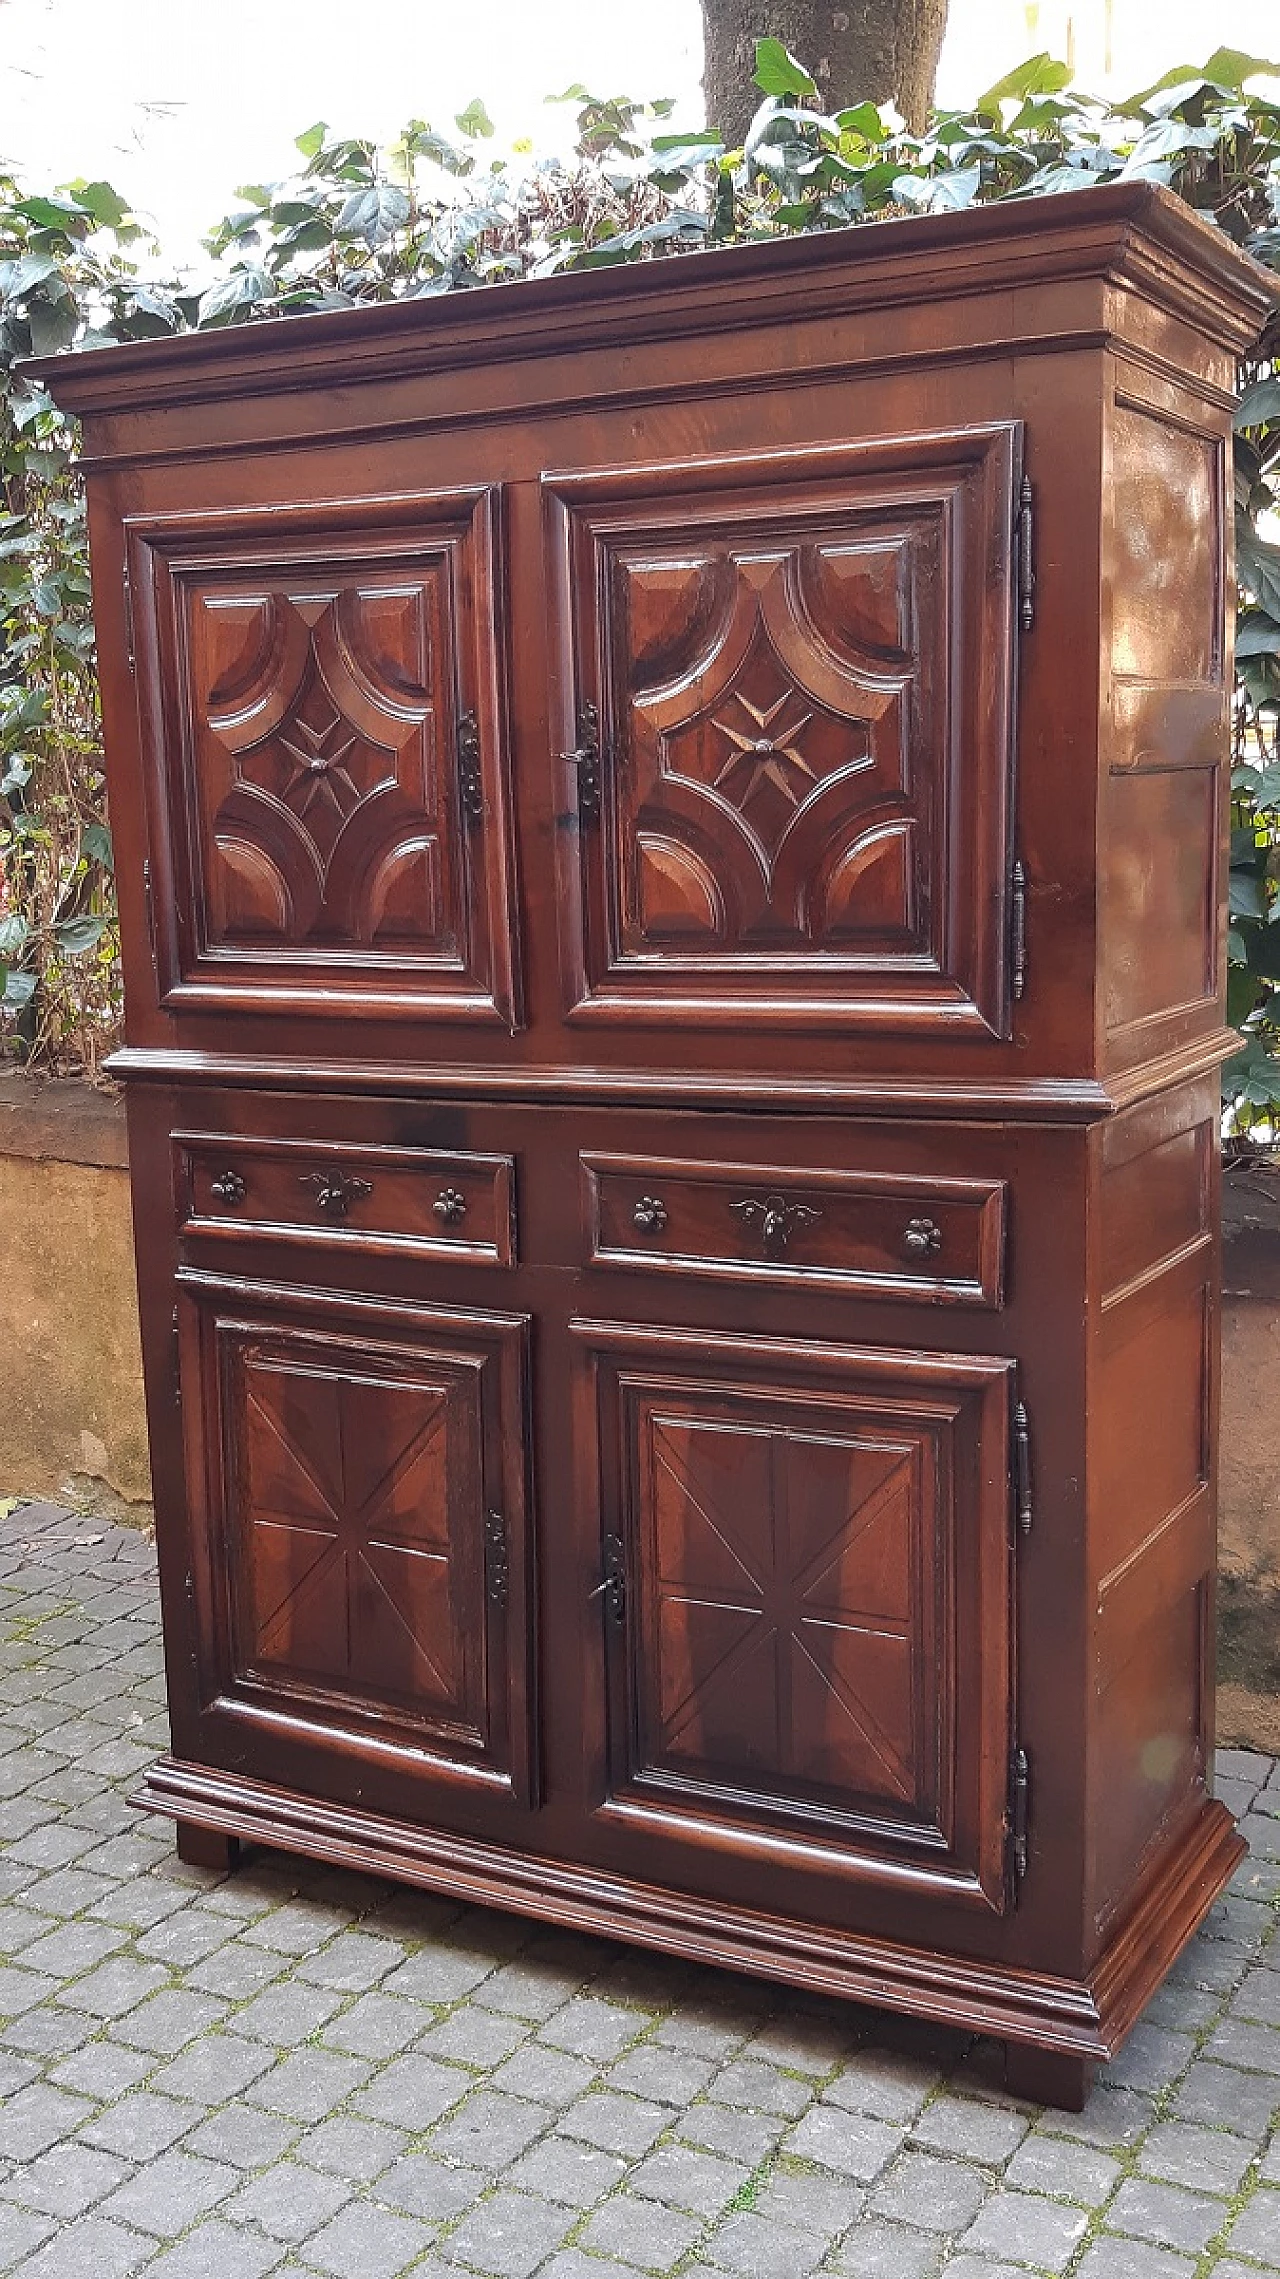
[2,45,1279,1134]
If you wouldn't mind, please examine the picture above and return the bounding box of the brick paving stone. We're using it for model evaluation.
[709,2057,814,2119]
[609,2045,717,2105]
[627,2142,752,2216]
[540,1995,647,2062]
[1101,2025,1198,2095]
[675,2103,784,2165]
[560,2089,671,2156]
[374,2153,486,2221]
[144,2220,285,2278]
[49,2037,152,2098]
[703,2209,826,2278]
[4,2139,129,2216]
[1225,2188,1280,2266]
[827,2216,944,2277]
[150,2025,276,2103]
[1039,2087,1157,2151]
[10,2214,154,2278]
[910,2094,1030,2164]
[416,2004,530,2069]
[1234,1969,1280,2027]
[355,2051,470,2130]
[1106,2177,1227,2255]
[99,2145,239,2238]
[227,2159,352,2244]
[232,1980,348,2045]
[1076,2245,1197,2279]
[0,2082,91,2160]
[960,2187,1090,2270]
[786,2101,902,2181]
[0,2199,58,2266]
[184,2104,300,2169]
[294,1930,403,1991]
[824,2047,941,2124]
[1170,2060,1280,2136]
[297,2114,406,2179]
[941,2258,1033,2279]
[79,2088,200,2158]
[380,1945,499,2005]
[1137,2118,1254,2195]
[429,2087,551,2169]
[444,2188,575,2278]
[751,2165,863,2238]
[321,1990,429,2060]
[507,2131,628,2207]
[490,2042,599,2108]
[1264,2138,1280,2186]
[245,2046,371,2123]
[1004,2132,1123,2206]
[578,2193,703,2270]
[871,2149,991,2234]
[112,1983,228,2052]
[1206,2019,1280,2077]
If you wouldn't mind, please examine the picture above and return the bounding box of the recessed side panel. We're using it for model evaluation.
[130,489,521,1025]
[572,1321,1014,1910]
[545,428,1020,1039]
[1102,381,1229,1066]
[178,1279,536,1809]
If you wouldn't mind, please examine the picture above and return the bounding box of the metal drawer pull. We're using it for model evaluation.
[300,1170,373,1219]
[633,1196,668,1235]
[903,1216,943,1259]
[209,1170,246,1206]
[433,1187,468,1227]
[730,1191,821,1257]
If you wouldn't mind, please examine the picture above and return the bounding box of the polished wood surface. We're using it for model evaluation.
[35,180,1273,2110]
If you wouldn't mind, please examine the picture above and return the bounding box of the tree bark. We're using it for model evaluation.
[702,0,950,146]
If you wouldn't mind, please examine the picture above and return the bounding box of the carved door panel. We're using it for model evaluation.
[546,429,1021,1039]
[130,490,520,1025]
[177,1279,535,1810]
[574,1321,1014,1909]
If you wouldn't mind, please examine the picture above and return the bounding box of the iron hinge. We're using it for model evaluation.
[590,1531,627,1624]
[1010,1744,1030,1882]
[484,1509,509,1607]
[457,709,484,825]
[142,858,160,985]
[1013,1399,1034,1537]
[122,559,136,671]
[1011,859,1028,1002]
[171,1308,182,1408]
[564,700,602,823]
[1016,474,1035,633]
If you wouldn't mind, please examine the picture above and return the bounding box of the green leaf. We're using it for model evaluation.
[0,913,28,957]
[27,298,79,357]
[455,98,495,139]
[53,915,107,956]
[1230,870,1270,920]
[2,968,36,1007]
[71,179,130,230]
[295,121,328,160]
[338,183,411,248]
[81,822,113,870]
[975,52,1073,114]
[753,39,818,101]
[1237,614,1280,659]
[1236,375,1280,431]
[6,250,61,295]
[196,267,274,327]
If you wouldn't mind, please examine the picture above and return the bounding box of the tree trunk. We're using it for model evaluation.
[702,0,950,146]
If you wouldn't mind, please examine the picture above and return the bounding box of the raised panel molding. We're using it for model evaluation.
[129,489,521,1025]
[573,1320,1015,1909]
[546,429,1021,1035]
[178,1278,536,1804]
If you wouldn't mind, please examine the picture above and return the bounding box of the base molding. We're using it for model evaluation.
[135,1757,1243,2069]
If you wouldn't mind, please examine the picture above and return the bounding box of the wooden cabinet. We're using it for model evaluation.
[37,180,1273,2111]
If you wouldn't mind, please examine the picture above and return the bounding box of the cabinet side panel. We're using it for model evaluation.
[1087,1082,1220,1941]
[1101,367,1230,1075]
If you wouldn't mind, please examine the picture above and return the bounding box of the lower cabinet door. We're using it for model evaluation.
[572,1319,1015,1910]
[176,1275,536,1812]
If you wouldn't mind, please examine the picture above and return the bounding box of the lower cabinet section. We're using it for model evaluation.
[573,1321,1016,1911]
[176,1276,537,1808]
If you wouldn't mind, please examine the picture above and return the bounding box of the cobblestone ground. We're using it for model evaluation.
[0,1499,1277,2279]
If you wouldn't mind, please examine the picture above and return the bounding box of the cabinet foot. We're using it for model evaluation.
[1004,2043,1095,2111]
[175,1821,241,1873]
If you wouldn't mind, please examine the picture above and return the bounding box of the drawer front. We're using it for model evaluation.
[582,1152,1005,1307]
[176,1129,515,1265]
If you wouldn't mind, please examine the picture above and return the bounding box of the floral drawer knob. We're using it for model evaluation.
[300,1170,373,1219]
[633,1196,668,1235]
[433,1187,468,1228]
[903,1216,943,1259]
[209,1169,246,1207]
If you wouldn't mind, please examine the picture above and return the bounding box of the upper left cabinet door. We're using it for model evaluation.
[127,490,521,1027]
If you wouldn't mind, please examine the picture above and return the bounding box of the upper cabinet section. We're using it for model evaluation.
[546,429,1020,1039]
[128,489,521,1027]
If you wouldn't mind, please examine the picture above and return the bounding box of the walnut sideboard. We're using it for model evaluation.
[36,179,1274,2109]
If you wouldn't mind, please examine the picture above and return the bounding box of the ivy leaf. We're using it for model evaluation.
[197,267,274,326]
[295,121,328,160]
[1236,375,1280,430]
[753,39,818,100]
[81,822,113,870]
[6,250,61,296]
[338,183,411,247]
[1,967,36,1008]
[53,914,107,956]
[455,98,495,140]
[974,52,1073,113]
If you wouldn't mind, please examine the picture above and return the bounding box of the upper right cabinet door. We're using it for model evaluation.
[545,427,1021,1040]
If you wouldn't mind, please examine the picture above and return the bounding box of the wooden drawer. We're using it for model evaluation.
[175,1129,515,1266]
[582,1151,1005,1307]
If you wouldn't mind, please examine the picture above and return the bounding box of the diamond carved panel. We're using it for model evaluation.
[547,429,1020,1036]
[131,489,519,1023]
